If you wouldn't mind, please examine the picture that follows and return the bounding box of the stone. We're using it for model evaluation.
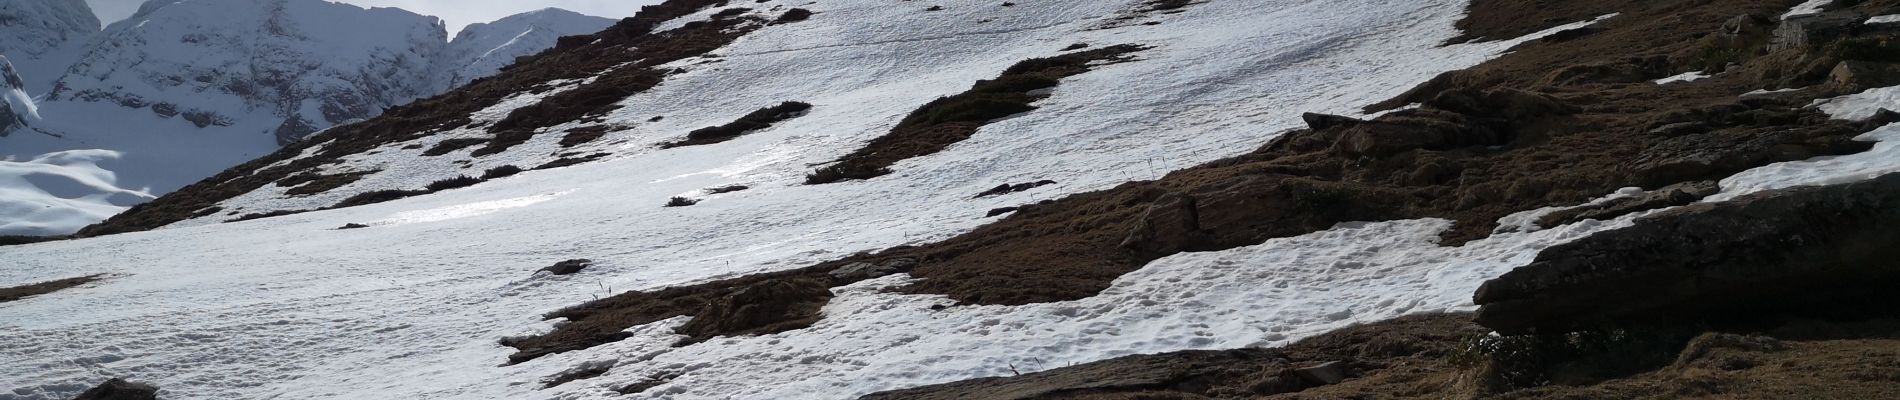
[1301,112,1363,131]
[540,259,593,275]
[1476,173,1900,334]
[73,378,158,400]
[1293,361,1350,385]
[1827,60,1900,92]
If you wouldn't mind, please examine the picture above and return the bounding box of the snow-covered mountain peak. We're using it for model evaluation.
[0,0,100,94]
[437,7,614,90]
[50,0,448,145]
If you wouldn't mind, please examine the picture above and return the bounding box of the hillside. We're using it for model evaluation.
[6,0,1900,399]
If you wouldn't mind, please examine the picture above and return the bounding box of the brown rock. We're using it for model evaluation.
[539,259,593,275]
[1476,173,1900,334]
[1294,360,1351,385]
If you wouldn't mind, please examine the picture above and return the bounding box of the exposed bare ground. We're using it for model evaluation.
[0,275,103,304]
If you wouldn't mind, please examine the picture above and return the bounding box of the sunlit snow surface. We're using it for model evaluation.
[0,1,1675,398]
[0,150,152,236]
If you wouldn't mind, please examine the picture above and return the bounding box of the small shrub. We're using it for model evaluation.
[426,176,485,192]
[1453,328,1695,391]
[774,8,813,24]
[805,164,893,184]
[481,165,525,179]
[534,153,609,170]
[666,102,812,147]
[1830,36,1900,63]
[424,138,488,156]
[665,197,700,207]
[229,209,315,222]
[707,185,750,194]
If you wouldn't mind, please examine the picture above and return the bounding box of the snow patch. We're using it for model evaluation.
[371,191,568,226]
[1713,84,1900,201]
[1654,71,1711,84]
[1784,0,1832,19]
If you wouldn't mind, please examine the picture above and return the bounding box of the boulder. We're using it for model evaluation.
[1826,60,1900,92]
[73,378,158,400]
[1301,112,1363,131]
[1771,12,1863,52]
[1476,173,1900,334]
[1293,361,1351,385]
[540,259,593,275]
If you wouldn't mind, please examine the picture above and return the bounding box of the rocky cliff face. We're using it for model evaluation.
[0,0,99,94]
[0,55,36,137]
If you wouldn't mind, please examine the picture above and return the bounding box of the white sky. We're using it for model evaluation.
[85,0,659,34]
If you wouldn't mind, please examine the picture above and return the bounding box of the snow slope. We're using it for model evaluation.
[0,55,37,136]
[0,0,99,94]
[0,150,151,236]
[435,8,615,90]
[10,1,1879,400]
[0,1,1628,398]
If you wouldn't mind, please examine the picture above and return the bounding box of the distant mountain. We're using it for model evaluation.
[0,0,99,94]
[49,0,452,145]
[436,8,614,90]
[0,0,616,197]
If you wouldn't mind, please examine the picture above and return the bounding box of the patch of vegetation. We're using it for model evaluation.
[229,209,316,222]
[534,153,611,170]
[0,235,67,247]
[424,138,488,156]
[707,184,750,194]
[560,126,614,147]
[425,176,483,192]
[481,165,524,180]
[334,190,429,208]
[0,276,102,303]
[1453,328,1696,392]
[663,102,812,148]
[805,45,1146,184]
[1829,35,1900,63]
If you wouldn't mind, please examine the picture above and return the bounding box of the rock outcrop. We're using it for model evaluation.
[72,378,158,400]
[1476,173,1900,334]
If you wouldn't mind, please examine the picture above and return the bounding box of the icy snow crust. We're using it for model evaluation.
[0,1,1642,399]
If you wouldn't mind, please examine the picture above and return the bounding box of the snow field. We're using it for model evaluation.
[0,1,1672,399]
